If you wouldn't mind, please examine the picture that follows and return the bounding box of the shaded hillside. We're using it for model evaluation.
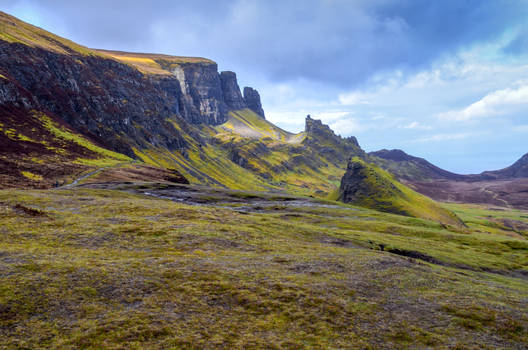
[136,113,363,195]
[480,153,528,180]
[0,104,132,188]
[369,149,468,182]
[339,158,464,227]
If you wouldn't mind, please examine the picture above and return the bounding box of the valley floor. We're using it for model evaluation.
[0,184,527,349]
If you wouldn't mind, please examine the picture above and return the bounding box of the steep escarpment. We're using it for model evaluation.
[2,8,368,195]
[339,158,464,227]
[0,42,188,157]
[0,11,272,187]
[0,12,267,151]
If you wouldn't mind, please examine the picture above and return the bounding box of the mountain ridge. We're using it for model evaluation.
[0,11,526,209]
[370,148,528,182]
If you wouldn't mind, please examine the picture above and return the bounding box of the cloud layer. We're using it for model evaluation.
[3,0,527,87]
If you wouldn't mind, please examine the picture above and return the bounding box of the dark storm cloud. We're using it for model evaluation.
[3,0,527,86]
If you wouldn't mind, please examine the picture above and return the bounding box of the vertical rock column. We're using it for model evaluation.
[220,71,247,110]
[243,87,265,119]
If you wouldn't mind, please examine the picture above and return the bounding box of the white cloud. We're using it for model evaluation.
[402,121,432,130]
[329,118,362,136]
[337,92,370,106]
[412,132,482,143]
[437,84,528,121]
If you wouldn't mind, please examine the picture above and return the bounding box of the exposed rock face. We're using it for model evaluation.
[0,41,260,156]
[243,87,265,118]
[305,115,330,135]
[0,41,192,156]
[220,71,246,110]
[171,62,229,125]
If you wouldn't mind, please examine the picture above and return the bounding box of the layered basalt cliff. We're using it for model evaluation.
[220,71,246,110]
[0,11,265,157]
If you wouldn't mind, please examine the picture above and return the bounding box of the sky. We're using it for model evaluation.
[2,0,528,174]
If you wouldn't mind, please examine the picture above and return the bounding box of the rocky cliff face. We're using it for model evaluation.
[0,12,267,158]
[220,71,246,110]
[0,41,191,156]
[170,62,229,125]
[243,87,265,118]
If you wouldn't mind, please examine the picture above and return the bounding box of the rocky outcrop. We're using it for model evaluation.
[220,71,246,110]
[339,159,403,207]
[339,158,464,227]
[305,115,330,135]
[243,87,265,118]
[302,115,364,166]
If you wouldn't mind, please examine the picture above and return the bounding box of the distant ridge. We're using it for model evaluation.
[370,149,528,182]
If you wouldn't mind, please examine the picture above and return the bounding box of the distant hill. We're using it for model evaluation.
[370,148,528,182]
[368,149,466,181]
[480,153,528,180]
[370,149,528,209]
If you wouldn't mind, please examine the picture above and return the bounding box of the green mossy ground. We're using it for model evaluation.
[0,187,526,349]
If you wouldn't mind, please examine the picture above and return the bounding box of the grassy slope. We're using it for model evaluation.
[94,49,215,75]
[216,109,304,143]
[0,11,210,75]
[0,187,526,349]
[0,110,132,188]
[133,109,350,196]
[0,11,100,56]
[340,158,463,227]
